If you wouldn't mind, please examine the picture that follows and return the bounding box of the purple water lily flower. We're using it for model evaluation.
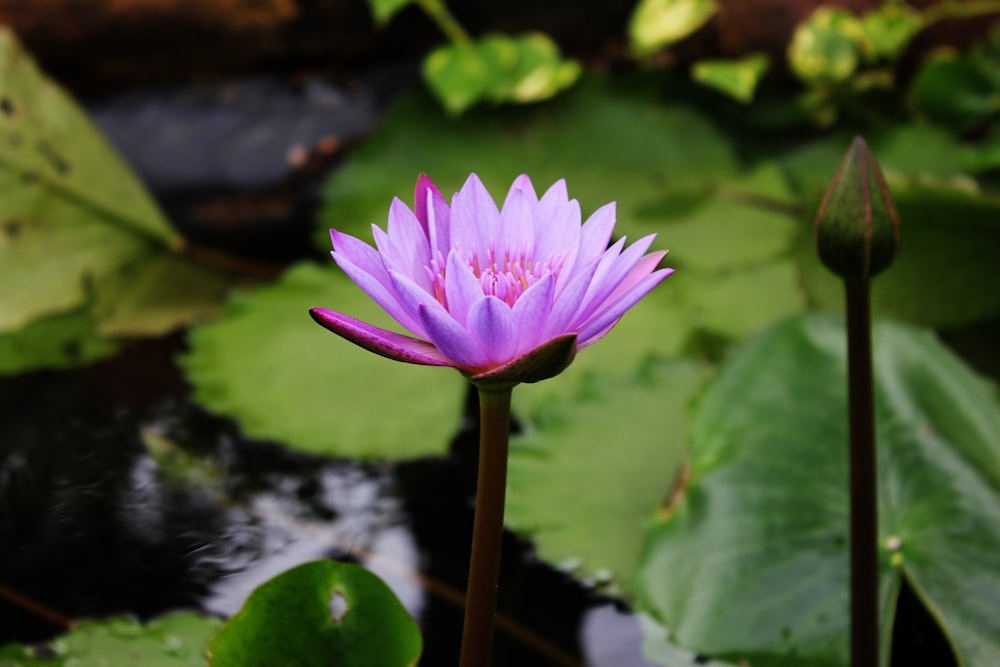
[311,173,672,387]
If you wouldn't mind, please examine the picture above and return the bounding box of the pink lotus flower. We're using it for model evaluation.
[311,173,672,387]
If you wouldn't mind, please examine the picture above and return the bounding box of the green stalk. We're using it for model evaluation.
[459,387,513,667]
[415,0,473,47]
[845,279,879,667]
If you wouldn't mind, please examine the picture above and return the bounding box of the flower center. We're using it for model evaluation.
[427,245,562,309]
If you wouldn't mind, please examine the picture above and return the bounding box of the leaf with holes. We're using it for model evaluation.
[208,560,421,667]
[634,315,1000,667]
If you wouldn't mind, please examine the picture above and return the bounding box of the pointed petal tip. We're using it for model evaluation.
[309,308,451,367]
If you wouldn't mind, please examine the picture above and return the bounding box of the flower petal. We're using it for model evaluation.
[572,234,656,326]
[601,250,668,306]
[415,173,451,260]
[498,179,535,256]
[387,269,440,327]
[331,250,425,337]
[511,273,555,355]
[575,268,673,347]
[372,198,432,290]
[413,174,442,233]
[540,257,600,339]
[503,174,538,208]
[577,202,617,265]
[451,173,500,254]
[445,248,484,326]
[536,196,581,288]
[309,308,451,366]
[468,295,518,365]
[570,236,626,324]
[418,303,489,370]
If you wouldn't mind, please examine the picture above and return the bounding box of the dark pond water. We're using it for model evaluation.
[0,334,667,667]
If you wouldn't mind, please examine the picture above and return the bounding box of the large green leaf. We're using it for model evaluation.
[507,358,712,585]
[91,251,246,336]
[0,28,177,331]
[0,613,220,666]
[0,28,250,342]
[634,315,1000,667]
[0,309,119,373]
[181,262,465,459]
[208,560,421,667]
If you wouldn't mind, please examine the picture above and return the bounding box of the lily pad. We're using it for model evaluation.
[0,28,249,340]
[208,560,421,667]
[634,315,1000,667]
[0,28,176,331]
[507,358,712,585]
[181,262,465,459]
[0,613,221,666]
[0,309,119,374]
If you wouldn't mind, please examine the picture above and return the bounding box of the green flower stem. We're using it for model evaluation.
[415,0,473,47]
[844,279,878,667]
[459,387,513,667]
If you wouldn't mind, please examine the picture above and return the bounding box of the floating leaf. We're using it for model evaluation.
[0,613,220,666]
[629,0,717,55]
[507,358,712,585]
[691,53,771,103]
[181,262,465,459]
[90,251,247,337]
[0,28,176,332]
[422,32,580,114]
[0,28,250,340]
[208,560,421,667]
[640,614,740,667]
[0,309,119,374]
[861,4,924,61]
[477,32,581,104]
[788,7,868,85]
[910,53,1000,131]
[634,316,1000,667]
[422,42,493,115]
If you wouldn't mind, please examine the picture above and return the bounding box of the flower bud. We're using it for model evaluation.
[814,136,900,280]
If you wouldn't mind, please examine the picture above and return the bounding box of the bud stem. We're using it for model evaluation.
[845,279,879,667]
[459,387,513,667]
